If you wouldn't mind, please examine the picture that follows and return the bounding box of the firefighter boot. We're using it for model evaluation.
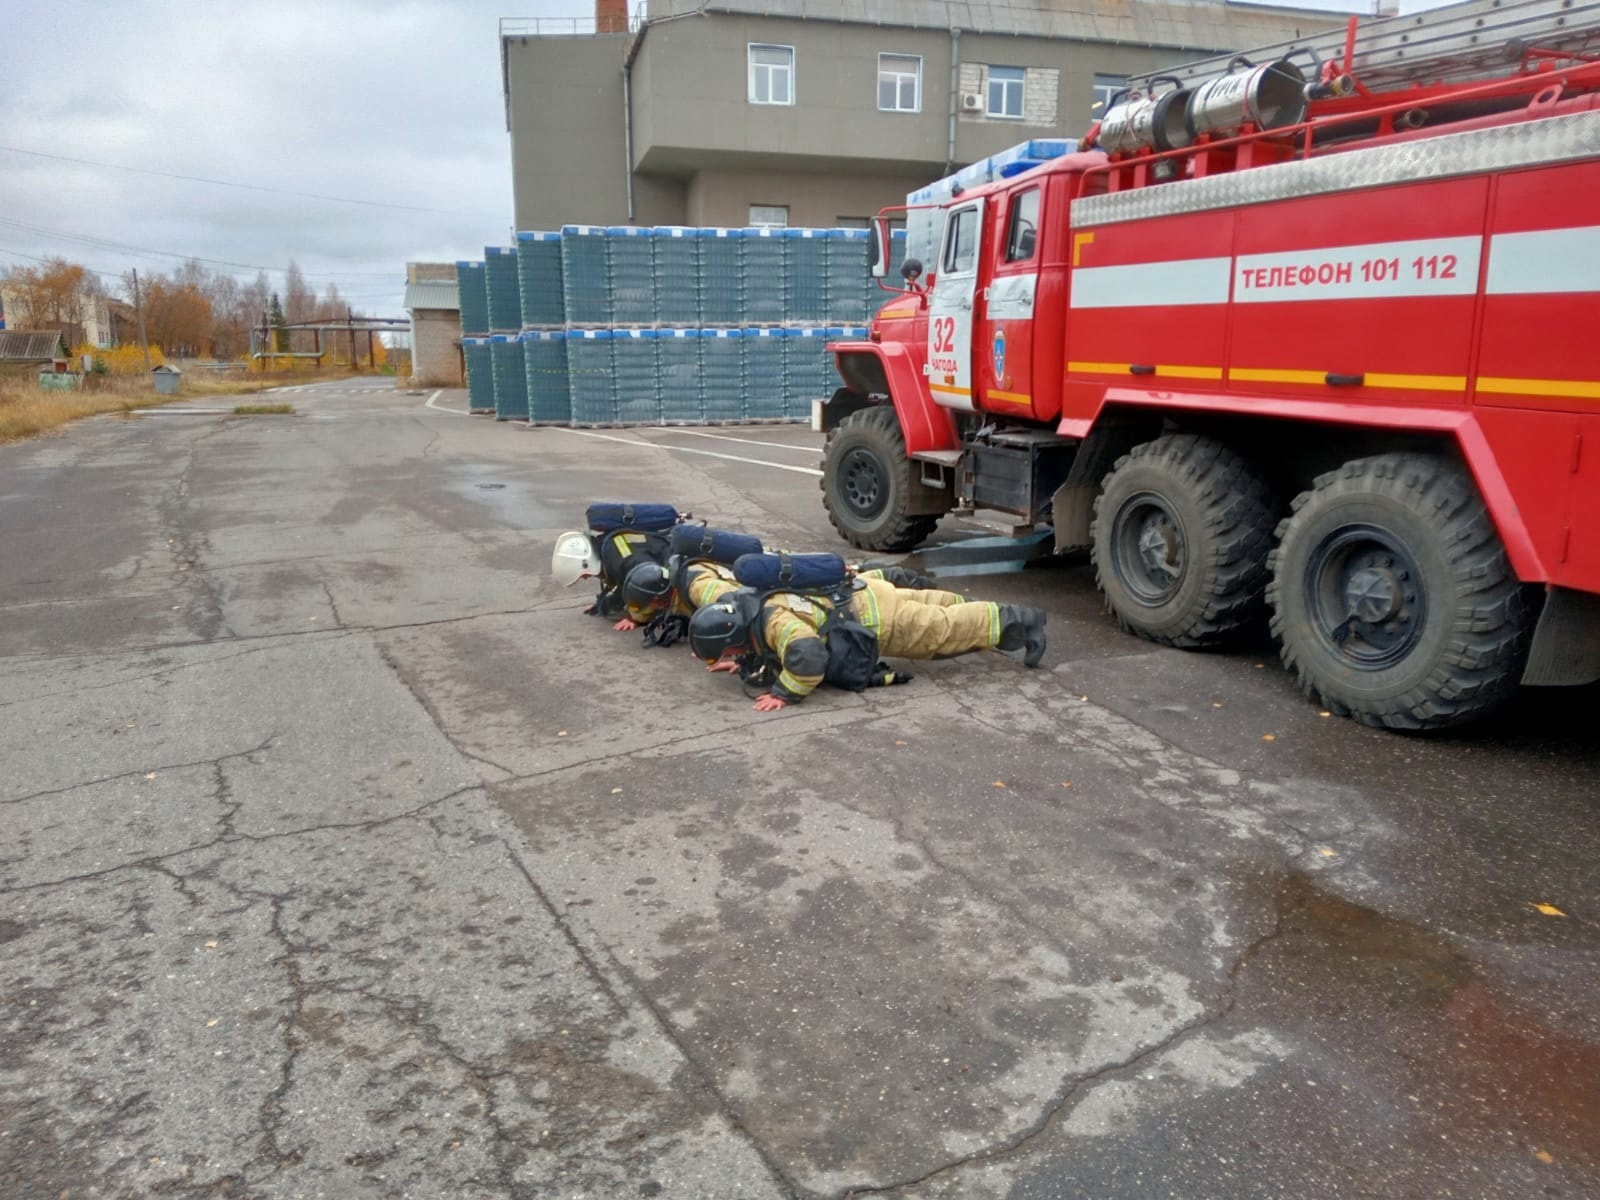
[997,605,1047,667]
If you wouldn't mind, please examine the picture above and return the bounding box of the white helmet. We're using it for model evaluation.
[551,531,598,587]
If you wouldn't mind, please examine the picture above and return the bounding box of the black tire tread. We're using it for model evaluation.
[1090,434,1278,648]
[820,405,940,552]
[1266,453,1534,731]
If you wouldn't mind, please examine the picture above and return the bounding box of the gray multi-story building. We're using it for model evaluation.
[502,0,1345,231]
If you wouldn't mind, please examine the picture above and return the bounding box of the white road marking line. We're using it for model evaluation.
[655,428,819,453]
[552,427,824,476]
[133,408,236,415]
[424,390,470,415]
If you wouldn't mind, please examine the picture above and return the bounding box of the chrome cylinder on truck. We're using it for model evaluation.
[1186,58,1307,136]
[1096,86,1194,155]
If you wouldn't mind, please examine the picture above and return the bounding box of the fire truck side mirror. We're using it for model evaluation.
[901,258,924,285]
[868,217,891,279]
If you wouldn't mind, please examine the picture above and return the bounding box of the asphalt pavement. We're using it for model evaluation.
[1,378,1596,1200]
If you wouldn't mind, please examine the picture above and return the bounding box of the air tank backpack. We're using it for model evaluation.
[583,502,684,617]
[733,552,906,692]
[641,524,767,647]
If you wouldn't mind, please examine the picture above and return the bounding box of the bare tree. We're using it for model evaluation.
[283,260,315,324]
[3,258,91,335]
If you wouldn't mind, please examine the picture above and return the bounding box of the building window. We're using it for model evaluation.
[988,66,1025,119]
[878,53,922,113]
[749,205,789,228]
[1005,188,1041,262]
[749,44,794,105]
[1092,73,1126,116]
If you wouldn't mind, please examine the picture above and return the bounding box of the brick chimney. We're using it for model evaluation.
[596,0,627,32]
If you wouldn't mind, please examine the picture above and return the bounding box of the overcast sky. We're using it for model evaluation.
[1,0,577,317]
[4,0,1446,321]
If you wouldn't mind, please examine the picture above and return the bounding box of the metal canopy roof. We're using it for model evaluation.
[403,281,461,312]
[0,330,66,362]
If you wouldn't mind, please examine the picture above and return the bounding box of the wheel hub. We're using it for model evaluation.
[1112,492,1187,607]
[840,448,888,519]
[1306,529,1425,668]
[1137,518,1182,582]
[1344,564,1401,623]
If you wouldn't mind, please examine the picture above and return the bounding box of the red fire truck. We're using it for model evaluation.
[819,0,1600,730]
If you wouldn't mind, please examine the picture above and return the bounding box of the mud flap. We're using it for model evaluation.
[1522,585,1600,686]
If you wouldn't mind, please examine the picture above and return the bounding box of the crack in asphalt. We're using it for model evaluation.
[160,431,236,644]
[318,577,345,630]
[835,901,1294,1199]
[0,633,352,710]
[2,735,278,809]
[0,599,581,669]
[375,644,516,781]
[452,666,1318,1199]
[0,782,482,896]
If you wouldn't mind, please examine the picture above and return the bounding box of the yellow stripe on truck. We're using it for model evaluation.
[1477,375,1600,400]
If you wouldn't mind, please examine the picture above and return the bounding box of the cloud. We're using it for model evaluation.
[2,0,570,312]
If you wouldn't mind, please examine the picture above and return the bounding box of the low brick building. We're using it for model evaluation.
[404,263,463,387]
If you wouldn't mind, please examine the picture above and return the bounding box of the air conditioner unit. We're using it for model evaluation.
[960,92,983,112]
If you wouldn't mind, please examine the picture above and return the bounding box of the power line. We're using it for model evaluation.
[0,247,405,311]
[0,144,480,216]
[0,244,124,281]
[0,217,397,280]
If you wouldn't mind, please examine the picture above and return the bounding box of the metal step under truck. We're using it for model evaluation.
[818,0,1600,731]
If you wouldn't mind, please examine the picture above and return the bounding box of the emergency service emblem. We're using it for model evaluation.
[992,329,1006,382]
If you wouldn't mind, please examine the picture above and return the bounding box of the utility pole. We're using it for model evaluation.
[131,269,151,372]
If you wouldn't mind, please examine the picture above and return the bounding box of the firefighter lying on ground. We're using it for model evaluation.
[614,557,742,638]
[687,577,1047,711]
[616,558,942,642]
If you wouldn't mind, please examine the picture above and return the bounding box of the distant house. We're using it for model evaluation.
[0,285,114,349]
[0,330,68,373]
[403,263,463,387]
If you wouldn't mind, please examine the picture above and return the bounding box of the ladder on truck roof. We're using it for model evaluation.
[1128,0,1600,94]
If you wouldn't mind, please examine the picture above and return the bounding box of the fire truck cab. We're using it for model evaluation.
[818,1,1600,730]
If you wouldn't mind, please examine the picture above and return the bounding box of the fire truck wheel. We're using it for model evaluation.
[821,406,941,552]
[1092,434,1277,647]
[1268,453,1536,731]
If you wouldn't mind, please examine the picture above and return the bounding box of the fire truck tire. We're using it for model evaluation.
[821,406,941,552]
[1268,454,1536,731]
[1091,434,1277,647]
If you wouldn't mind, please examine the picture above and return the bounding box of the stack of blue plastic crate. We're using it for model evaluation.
[699,329,744,422]
[612,328,657,424]
[699,229,742,326]
[653,227,700,326]
[489,336,528,421]
[521,330,570,425]
[463,338,495,413]
[656,329,700,423]
[826,230,869,323]
[787,229,828,324]
[742,327,788,420]
[742,228,787,325]
[456,262,490,336]
[485,247,522,333]
[515,232,565,327]
[561,225,611,327]
[566,329,613,425]
[608,227,655,326]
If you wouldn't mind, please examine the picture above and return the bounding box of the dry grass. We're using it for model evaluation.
[0,372,307,444]
[232,403,295,415]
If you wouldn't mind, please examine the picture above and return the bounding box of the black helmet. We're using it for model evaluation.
[688,591,760,664]
[622,561,672,618]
